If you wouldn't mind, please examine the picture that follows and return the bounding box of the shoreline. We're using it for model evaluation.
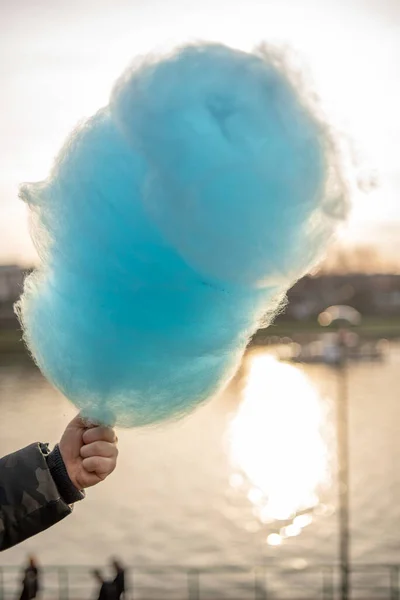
[1,317,400,357]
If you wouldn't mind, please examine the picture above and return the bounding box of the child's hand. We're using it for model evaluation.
[59,414,118,490]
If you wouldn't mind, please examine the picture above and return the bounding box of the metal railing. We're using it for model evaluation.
[0,563,399,600]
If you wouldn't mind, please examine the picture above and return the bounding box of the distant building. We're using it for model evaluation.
[0,265,27,323]
[280,273,400,321]
[0,265,25,303]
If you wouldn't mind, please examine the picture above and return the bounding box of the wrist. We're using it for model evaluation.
[46,444,85,504]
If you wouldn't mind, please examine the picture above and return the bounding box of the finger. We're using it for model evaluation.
[82,426,117,445]
[80,441,118,460]
[82,456,117,476]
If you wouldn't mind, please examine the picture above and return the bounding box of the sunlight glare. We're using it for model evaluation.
[230,354,330,527]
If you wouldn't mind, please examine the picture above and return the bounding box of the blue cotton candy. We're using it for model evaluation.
[16,43,347,427]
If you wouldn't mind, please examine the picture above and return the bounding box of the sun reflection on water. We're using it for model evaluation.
[229,353,331,543]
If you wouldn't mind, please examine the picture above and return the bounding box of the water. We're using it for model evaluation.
[1,345,400,598]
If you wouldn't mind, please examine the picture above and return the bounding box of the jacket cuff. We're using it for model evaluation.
[46,445,85,505]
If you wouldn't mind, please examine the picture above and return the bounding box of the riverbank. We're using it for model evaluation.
[252,316,400,345]
[1,316,400,356]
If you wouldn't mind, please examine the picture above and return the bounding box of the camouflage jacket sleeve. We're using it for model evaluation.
[0,443,72,551]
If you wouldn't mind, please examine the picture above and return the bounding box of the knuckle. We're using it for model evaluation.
[91,457,102,471]
[84,441,101,457]
[94,441,106,455]
[108,428,117,443]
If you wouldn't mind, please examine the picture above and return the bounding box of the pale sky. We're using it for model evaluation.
[0,0,399,265]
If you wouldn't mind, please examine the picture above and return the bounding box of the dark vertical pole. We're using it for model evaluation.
[336,334,350,600]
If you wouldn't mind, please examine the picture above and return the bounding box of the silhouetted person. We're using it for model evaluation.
[19,556,40,600]
[92,569,116,600]
[111,559,125,599]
